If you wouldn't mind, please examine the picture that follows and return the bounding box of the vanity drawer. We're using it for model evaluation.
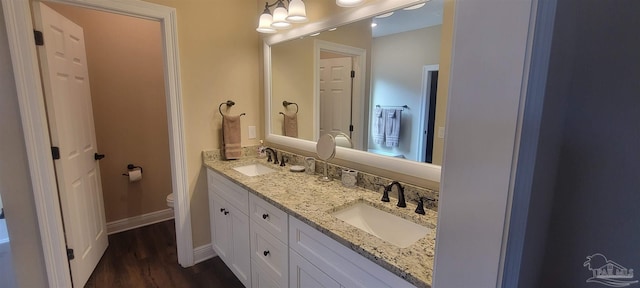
[250,220,288,287]
[207,168,249,214]
[289,216,415,288]
[249,193,288,243]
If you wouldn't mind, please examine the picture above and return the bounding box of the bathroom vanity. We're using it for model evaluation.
[205,156,437,288]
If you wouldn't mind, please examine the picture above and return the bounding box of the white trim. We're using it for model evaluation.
[106,209,175,235]
[263,0,442,183]
[499,0,557,286]
[1,0,193,286]
[417,64,440,163]
[193,243,217,265]
[313,40,367,148]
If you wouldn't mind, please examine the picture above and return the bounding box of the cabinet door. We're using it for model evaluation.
[252,259,280,288]
[290,250,341,288]
[211,194,230,261]
[229,203,251,287]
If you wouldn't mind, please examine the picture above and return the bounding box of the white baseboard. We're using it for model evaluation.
[193,244,217,265]
[107,208,174,235]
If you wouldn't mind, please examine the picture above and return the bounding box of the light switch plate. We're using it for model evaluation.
[438,127,445,139]
[248,126,257,139]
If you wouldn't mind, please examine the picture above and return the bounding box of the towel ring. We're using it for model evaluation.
[219,100,246,117]
[282,101,298,114]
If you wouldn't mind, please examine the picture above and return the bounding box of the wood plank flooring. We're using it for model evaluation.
[85,220,244,288]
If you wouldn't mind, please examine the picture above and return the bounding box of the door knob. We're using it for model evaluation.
[94,153,106,160]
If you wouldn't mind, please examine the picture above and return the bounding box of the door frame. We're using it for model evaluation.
[418,64,439,163]
[1,0,192,286]
[314,40,366,149]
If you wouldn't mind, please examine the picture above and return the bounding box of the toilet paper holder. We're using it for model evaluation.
[122,164,143,176]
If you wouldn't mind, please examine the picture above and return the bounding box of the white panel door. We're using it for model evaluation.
[33,3,108,287]
[319,57,352,139]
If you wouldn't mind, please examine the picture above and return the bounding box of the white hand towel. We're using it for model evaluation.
[385,109,401,147]
[372,107,385,144]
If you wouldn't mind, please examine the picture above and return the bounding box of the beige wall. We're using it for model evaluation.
[432,0,455,166]
[143,0,262,247]
[0,2,49,286]
[369,25,442,161]
[47,3,173,223]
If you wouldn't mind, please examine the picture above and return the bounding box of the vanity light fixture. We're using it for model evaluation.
[336,0,365,8]
[256,0,307,33]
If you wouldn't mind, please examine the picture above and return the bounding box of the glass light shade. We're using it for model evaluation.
[271,5,291,29]
[286,0,307,23]
[336,0,365,7]
[256,13,276,33]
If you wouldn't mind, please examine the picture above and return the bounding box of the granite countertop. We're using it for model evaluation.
[203,157,436,288]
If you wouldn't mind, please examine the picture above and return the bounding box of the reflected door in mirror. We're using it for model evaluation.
[319,57,352,138]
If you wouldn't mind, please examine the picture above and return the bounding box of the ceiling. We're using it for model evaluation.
[371,0,444,38]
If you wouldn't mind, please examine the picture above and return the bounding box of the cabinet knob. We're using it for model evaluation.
[262,214,269,219]
[224,211,229,215]
[220,208,226,213]
[263,250,270,256]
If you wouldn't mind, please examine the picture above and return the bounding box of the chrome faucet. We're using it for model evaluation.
[382,181,406,208]
[264,148,278,164]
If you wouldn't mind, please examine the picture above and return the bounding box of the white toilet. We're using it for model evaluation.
[166,193,174,209]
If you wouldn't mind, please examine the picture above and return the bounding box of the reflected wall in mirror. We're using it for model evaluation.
[270,0,448,166]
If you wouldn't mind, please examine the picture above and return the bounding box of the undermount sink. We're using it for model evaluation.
[332,201,430,248]
[233,163,275,177]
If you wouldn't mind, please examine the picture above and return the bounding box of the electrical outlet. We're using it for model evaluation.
[248,126,257,139]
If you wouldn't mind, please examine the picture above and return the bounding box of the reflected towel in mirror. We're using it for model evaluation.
[283,112,298,137]
[385,109,401,147]
[373,107,385,144]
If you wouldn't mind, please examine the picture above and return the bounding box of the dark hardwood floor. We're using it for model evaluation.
[85,220,244,288]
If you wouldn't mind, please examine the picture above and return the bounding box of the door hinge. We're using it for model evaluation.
[67,248,75,260]
[349,124,354,132]
[34,30,44,46]
[350,70,355,78]
[51,146,60,160]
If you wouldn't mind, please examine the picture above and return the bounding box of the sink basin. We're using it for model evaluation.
[332,201,430,248]
[233,163,275,177]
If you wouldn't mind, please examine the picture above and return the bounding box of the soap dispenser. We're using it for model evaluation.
[257,140,267,158]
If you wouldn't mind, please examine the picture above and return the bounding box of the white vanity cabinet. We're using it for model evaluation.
[249,193,289,288]
[207,169,251,287]
[289,216,416,288]
[207,168,417,288]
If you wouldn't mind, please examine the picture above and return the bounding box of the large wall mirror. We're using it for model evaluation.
[264,0,446,183]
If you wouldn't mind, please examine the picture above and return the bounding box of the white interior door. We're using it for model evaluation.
[33,3,108,287]
[319,57,352,139]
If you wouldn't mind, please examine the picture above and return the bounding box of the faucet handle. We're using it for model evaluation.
[381,185,390,202]
[415,198,426,215]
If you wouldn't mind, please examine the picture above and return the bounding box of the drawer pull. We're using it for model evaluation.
[262,213,269,219]
[263,250,270,257]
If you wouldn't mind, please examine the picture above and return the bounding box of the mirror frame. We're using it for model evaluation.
[264,0,442,183]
